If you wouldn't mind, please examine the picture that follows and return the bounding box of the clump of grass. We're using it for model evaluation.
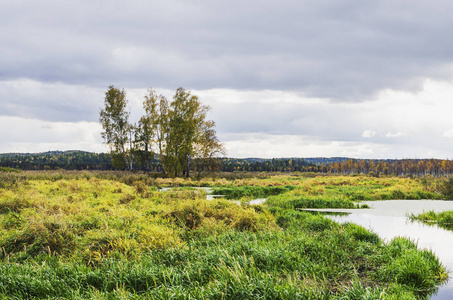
[376,237,447,295]
[118,193,135,204]
[409,209,453,230]
[439,177,453,199]
[211,185,294,199]
[0,167,21,173]
[1,214,77,259]
[346,223,380,244]
[160,188,207,201]
[267,193,356,210]
[338,281,390,300]
[167,198,277,234]
[0,196,34,213]
[0,173,27,189]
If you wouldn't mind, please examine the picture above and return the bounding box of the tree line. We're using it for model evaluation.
[2,151,453,177]
[224,158,453,176]
[221,158,317,172]
[320,158,453,177]
[99,86,225,177]
[0,151,111,170]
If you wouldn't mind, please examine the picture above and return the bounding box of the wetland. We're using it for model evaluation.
[0,171,451,299]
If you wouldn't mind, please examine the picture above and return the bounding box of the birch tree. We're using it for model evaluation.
[134,89,158,170]
[193,119,226,177]
[164,87,217,178]
[100,86,224,175]
[99,86,133,170]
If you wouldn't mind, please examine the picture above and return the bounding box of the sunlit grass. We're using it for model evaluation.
[0,177,277,263]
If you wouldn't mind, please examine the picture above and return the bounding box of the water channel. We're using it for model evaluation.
[160,188,453,298]
[313,200,453,299]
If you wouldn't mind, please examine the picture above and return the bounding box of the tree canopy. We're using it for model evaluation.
[99,86,225,176]
[99,86,133,170]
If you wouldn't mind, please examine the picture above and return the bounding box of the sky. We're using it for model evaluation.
[2,0,453,159]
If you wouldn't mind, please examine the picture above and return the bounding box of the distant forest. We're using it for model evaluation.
[1,151,453,176]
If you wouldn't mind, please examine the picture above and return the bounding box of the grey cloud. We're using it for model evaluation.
[2,0,453,99]
[209,99,365,141]
[204,90,453,151]
[0,80,104,122]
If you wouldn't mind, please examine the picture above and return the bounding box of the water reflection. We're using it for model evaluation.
[313,200,453,300]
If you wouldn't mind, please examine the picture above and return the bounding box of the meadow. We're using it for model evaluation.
[0,170,449,299]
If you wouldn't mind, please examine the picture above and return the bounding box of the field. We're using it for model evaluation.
[0,171,449,299]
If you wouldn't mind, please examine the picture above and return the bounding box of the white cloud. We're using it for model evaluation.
[221,132,453,159]
[385,132,406,138]
[443,129,453,138]
[362,130,377,138]
[222,133,352,158]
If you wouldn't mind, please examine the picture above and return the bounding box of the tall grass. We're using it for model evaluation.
[0,172,448,299]
[211,185,294,199]
[0,213,445,299]
[409,210,453,230]
[0,178,276,263]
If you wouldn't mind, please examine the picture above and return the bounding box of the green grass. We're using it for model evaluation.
[252,175,448,210]
[211,185,295,199]
[0,215,446,299]
[0,172,448,299]
[0,167,21,173]
[0,178,277,263]
[409,209,453,230]
[266,193,360,209]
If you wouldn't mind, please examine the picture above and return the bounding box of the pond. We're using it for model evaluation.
[314,200,453,299]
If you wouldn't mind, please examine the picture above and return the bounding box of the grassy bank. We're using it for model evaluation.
[0,171,448,299]
[0,222,446,299]
[242,175,445,209]
[211,185,295,200]
[409,210,453,231]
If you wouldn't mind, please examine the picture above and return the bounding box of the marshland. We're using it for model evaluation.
[0,170,452,299]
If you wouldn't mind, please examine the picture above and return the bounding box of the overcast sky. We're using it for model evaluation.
[2,0,453,159]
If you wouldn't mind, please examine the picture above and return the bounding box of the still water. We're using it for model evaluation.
[159,189,452,297]
[316,200,453,299]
